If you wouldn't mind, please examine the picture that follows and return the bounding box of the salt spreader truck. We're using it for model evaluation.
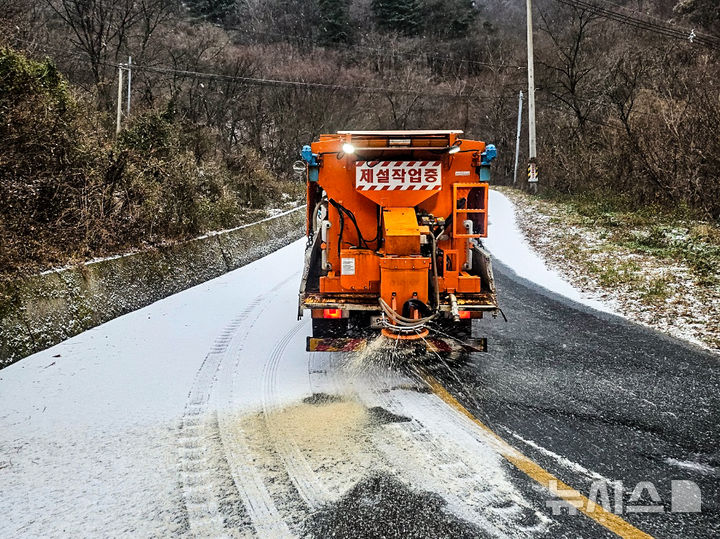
[297,130,499,353]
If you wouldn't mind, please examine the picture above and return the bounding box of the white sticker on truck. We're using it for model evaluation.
[341,257,355,275]
[355,161,442,191]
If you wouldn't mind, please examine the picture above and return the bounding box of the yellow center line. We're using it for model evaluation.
[422,373,653,539]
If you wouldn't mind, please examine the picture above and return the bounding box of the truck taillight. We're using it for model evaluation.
[323,309,343,319]
[458,310,472,319]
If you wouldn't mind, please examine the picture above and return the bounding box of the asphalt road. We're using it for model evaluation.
[3,238,718,538]
[429,259,720,538]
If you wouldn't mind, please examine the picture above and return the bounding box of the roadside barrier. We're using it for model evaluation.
[0,206,306,367]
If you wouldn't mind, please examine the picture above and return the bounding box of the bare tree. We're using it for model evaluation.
[604,50,670,193]
[537,4,601,134]
[134,0,175,61]
[43,0,144,86]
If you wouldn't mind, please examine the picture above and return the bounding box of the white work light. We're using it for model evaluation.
[342,143,355,154]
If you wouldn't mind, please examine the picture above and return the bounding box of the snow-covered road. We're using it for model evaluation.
[5,191,708,538]
[0,232,550,537]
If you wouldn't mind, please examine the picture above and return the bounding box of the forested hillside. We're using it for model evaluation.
[1,0,718,276]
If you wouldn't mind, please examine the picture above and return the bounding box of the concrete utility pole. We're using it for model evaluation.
[513,90,523,185]
[116,64,124,136]
[126,56,132,117]
[526,0,539,191]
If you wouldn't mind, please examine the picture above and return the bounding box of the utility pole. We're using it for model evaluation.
[126,56,132,117]
[116,64,124,136]
[526,0,539,191]
[513,90,523,185]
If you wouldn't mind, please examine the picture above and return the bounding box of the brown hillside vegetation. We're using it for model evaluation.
[1,0,718,276]
[0,48,288,276]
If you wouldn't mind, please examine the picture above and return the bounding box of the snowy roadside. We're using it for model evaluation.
[484,191,618,315]
[489,188,720,353]
[0,241,308,537]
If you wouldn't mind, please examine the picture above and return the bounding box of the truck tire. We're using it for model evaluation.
[312,318,349,338]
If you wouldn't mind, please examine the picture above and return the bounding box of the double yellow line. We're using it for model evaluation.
[422,374,653,539]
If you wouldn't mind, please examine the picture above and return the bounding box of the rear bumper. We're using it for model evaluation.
[300,292,498,313]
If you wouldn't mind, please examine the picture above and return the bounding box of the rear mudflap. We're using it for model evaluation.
[306,337,368,352]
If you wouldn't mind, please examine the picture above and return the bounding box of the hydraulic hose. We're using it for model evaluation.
[379,298,437,327]
[328,198,376,250]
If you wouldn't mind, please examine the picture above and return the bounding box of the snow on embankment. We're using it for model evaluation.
[484,190,615,314]
[0,206,306,367]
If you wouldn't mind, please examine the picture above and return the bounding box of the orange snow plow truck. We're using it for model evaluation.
[298,130,499,354]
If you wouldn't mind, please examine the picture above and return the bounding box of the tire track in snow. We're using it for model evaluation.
[261,321,334,511]
[178,273,299,538]
[216,274,300,538]
[217,404,294,538]
[177,299,263,537]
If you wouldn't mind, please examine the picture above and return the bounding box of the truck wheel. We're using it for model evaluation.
[312,318,349,338]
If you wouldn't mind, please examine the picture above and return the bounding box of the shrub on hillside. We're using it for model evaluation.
[0,48,288,277]
[0,48,97,271]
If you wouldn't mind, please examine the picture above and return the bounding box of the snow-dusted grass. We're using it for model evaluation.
[484,190,618,315]
[492,187,720,352]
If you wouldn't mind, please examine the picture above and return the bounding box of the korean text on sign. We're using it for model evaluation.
[356,161,442,191]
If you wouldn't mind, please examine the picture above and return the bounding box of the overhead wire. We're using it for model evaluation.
[124,62,518,100]
[587,0,719,40]
[551,0,720,49]
[7,35,520,101]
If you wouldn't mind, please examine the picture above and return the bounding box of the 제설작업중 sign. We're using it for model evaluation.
[355,161,442,191]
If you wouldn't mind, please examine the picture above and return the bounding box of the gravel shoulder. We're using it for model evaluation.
[493,186,720,353]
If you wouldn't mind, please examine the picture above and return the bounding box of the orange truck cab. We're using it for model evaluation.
[298,130,499,354]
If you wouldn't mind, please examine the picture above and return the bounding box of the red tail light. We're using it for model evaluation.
[323,309,343,319]
[458,310,472,319]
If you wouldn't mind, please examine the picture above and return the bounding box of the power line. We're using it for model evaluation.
[127,62,519,101]
[592,0,719,40]
[554,0,692,41]
[551,0,720,49]
[7,38,518,101]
